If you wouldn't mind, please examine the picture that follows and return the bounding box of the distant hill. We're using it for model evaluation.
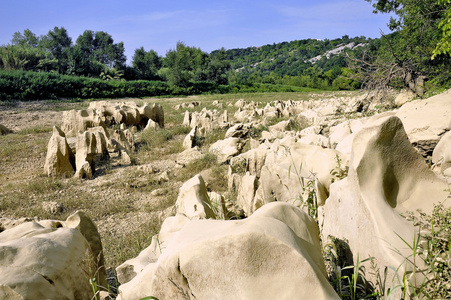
[216,35,369,77]
[212,35,376,89]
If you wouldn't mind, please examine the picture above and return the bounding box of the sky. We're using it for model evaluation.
[0,0,393,63]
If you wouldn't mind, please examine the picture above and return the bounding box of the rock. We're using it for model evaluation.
[299,134,331,148]
[234,99,247,108]
[111,129,134,153]
[147,103,164,128]
[119,106,141,126]
[328,121,351,148]
[432,130,451,174]
[116,214,191,285]
[268,119,295,135]
[87,126,111,157]
[0,211,107,299]
[176,147,203,166]
[61,109,105,137]
[209,137,245,164]
[182,111,190,127]
[0,124,13,135]
[75,131,97,179]
[144,119,159,131]
[175,174,216,220]
[229,146,269,178]
[225,123,252,139]
[208,191,228,219]
[396,90,451,157]
[258,141,347,208]
[182,126,198,150]
[44,126,75,177]
[117,202,339,300]
[394,89,416,107]
[321,116,449,290]
[237,172,259,216]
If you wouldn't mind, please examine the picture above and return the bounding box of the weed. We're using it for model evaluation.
[330,154,349,183]
[285,145,319,220]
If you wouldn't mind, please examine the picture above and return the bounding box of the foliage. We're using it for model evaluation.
[222,35,369,90]
[132,47,162,80]
[363,0,451,88]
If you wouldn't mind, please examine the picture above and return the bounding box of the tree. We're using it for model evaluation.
[71,30,126,77]
[207,48,231,84]
[132,47,162,80]
[432,0,451,59]
[11,29,39,48]
[40,27,72,73]
[163,41,209,86]
[365,0,451,84]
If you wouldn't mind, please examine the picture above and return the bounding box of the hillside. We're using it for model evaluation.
[214,35,372,89]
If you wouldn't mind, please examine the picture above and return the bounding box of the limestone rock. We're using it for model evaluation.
[225,123,252,139]
[432,130,451,174]
[116,214,191,284]
[396,90,451,157]
[321,116,449,290]
[44,126,75,177]
[237,172,259,216]
[394,89,416,107]
[258,141,347,208]
[175,174,216,220]
[229,146,269,178]
[147,103,164,128]
[0,211,107,299]
[209,137,245,164]
[176,147,203,166]
[75,131,97,179]
[61,109,105,137]
[117,202,339,300]
[182,126,198,150]
[182,111,190,126]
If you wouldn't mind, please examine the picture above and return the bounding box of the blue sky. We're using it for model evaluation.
[0,0,392,63]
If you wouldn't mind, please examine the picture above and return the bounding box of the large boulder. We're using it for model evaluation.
[117,202,339,300]
[44,126,75,177]
[395,89,451,157]
[0,211,107,299]
[321,116,449,290]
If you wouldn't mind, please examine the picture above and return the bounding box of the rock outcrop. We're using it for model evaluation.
[44,126,75,177]
[117,202,339,300]
[321,116,449,289]
[0,211,107,299]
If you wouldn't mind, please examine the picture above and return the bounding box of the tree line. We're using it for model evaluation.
[0,28,231,87]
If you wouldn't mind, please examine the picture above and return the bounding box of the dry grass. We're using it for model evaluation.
[1,90,348,271]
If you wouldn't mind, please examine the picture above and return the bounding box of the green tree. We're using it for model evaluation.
[132,47,162,80]
[206,48,231,84]
[365,0,451,84]
[40,27,72,73]
[69,30,126,77]
[11,29,39,48]
[432,0,451,58]
[163,41,209,86]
